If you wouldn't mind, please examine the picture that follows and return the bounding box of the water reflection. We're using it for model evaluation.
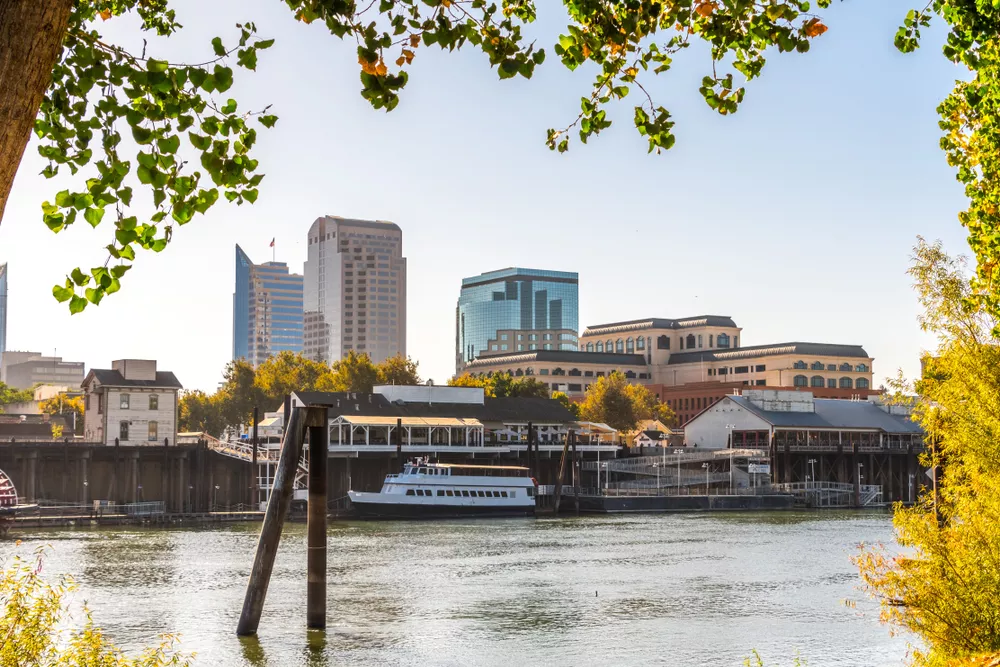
[0,513,914,666]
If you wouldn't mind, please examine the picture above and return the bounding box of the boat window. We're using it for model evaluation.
[501,491,508,498]
[462,490,470,497]
[406,489,415,496]
[437,490,445,496]
[527,488,534,497]
[477,491,486,497]
[446,490,454,496]
[509,490,516,497]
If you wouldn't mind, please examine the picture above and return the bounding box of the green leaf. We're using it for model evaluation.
[212,37,226,57]
[137,165,153,185]
[157,135,181,154]
[131,126,154,145]
[69,295,88,314]
[52,284,73,303]
[110,265,131,279]
[254,39,275,50]
[85,287,105,305]
[258,115,278,129]
[84,207,105,228]
[70,267,90,286]
[55,190,73,207]
[147,58,169,73]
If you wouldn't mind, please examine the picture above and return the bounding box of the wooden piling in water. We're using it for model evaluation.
[552,429,573,514]
[572,435,580,516]
[236,404,306,636]
[306,409,328,630]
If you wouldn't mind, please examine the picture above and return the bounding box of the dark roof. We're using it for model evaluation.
[583,316,738,336]
[0,414,68,438]
[84,369,183,389]
[666,342,871,365]
[466,350,646,368]
[638,429,668,441]
[292,392,577,423]
[727,396,922,433]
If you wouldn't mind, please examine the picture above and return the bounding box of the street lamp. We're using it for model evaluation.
[726,424,736,449]
[908,473,915,503]
[702,462,710,494]
[214,484,220,510]
[807,458,817,488]
[857,462,864,486]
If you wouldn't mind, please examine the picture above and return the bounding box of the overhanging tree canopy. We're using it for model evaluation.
[3,0,1000,325]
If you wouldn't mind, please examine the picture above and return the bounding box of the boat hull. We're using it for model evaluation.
[350,500,534,520]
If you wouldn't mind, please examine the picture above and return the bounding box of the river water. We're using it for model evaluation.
[1,512,913,666]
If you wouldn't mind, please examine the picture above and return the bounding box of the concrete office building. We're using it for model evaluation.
[456,268,579,373]
[303,216,406,365]
[0,351,85,390]
[233,245,304,368]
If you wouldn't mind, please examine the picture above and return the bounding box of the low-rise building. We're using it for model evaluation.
[463,315,877,421]
[1,351,85,390]
[81,359,182,446]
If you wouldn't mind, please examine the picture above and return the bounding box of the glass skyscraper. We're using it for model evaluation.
[233,245,304,367]
[456,268,579,372]
[0,263,7,369]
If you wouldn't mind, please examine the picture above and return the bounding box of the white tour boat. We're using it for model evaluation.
[348,459,537,519]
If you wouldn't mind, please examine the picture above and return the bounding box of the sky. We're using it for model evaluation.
[0,1,971,392]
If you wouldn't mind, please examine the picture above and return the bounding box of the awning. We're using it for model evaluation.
[335,415,483,428]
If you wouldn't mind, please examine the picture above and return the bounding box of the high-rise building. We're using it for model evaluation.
[232,245,304,367]
[0,351,85,390]
[304,216,406,365]
[0,263,7,369]
[456,268,579,373]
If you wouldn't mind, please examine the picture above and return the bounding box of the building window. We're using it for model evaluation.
[529,344,537,350]
[735,366,748,374]
[856,378,870,389]
[616,339,624,353]
[755,379,766,386]
[529,334,538,341]
[811,376,825,387]
[698,334,703,348]
[149,394,158,410]
[540,369,549,375]
[586,343,594,352]
[827,364,837,371]
[544,344,552,350]
[793,360,807,369]
[811,361,824,371]
[717,333,730,348]
[491,345,499,351]
[637,337,645,350]
[544,333,553,341]
[501,344,508,351]
[518,345,524,351]
[839,363,852,372]
[120,394,130,410]
[657,335,669,350]
[596,342,604,352]
[120,421,129,440]
[827,378,837,388]
[148,421,158,441]
[840,377,853,389]
[686,334,696,349]
[626,338,634,353]
[856,364,869,372]
[794,375,808,387]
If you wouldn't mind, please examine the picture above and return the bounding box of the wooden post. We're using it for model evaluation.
[252,406,259,510]
[396,418,403,473]
[307,409,329,630]
[526,421,534,476]
[237,405,306,636]
[572,435,580,516]
[552,429,573,514]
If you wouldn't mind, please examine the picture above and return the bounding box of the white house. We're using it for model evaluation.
[82,359,182,446]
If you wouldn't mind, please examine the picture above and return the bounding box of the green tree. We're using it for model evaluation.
[14,1,1000,325]
[1,547,192,665]
[0,381,33,407]
[253,350,330,404]
[552,390,581,419]
[508,376,550,398]
[578,371,673,432]
[448,371,550,398]
[855,239,1000,666]
[38,393,84,435]
[216,358,261,430]
[320,350,379,393]
[376,354,421,386]
[178,389,226,437]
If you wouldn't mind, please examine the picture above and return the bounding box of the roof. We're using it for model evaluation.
[465,350,646,368]
[292,392,578,424]
[666,342,871,365]
[83,369,183,389]
[637,429,668,440]
[583,316,738,337]
[336,416,484,428]
[727,396,922,433]
[321,215,401,233]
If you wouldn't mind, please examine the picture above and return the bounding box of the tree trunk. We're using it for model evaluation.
[0,0,74,226]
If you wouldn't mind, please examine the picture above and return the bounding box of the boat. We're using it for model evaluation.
[348,459,537,519]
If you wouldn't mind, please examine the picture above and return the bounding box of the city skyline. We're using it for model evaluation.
[0,0,959,391]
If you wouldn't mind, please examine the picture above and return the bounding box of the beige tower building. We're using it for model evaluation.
[303,216,407,364]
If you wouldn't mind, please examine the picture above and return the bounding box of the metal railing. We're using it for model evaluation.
[537,484,780,498]
[771,482,884,507]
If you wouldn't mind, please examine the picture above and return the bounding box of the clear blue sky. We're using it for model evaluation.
[0,0,969,392]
